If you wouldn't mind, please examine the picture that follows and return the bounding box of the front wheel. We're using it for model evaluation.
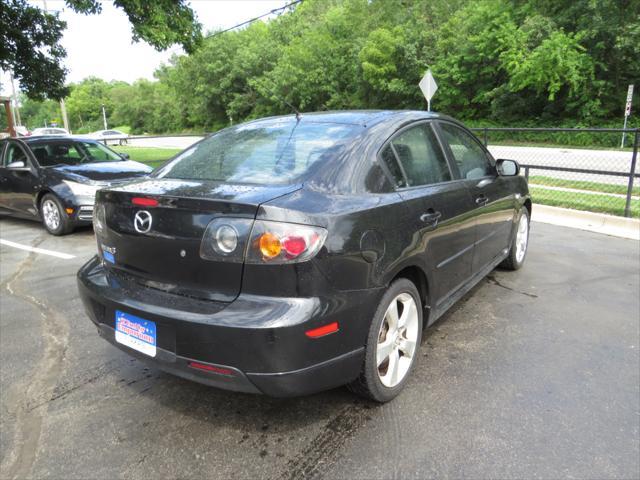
[500,207,530,270]
[40,194,73,235]
[349,278,423,402]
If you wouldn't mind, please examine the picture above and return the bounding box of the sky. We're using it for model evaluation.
[0,0,289,96]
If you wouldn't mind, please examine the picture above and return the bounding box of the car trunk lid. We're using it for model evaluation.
[97,178,300,302]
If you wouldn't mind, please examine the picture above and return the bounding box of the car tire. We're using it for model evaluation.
[500,207,530,270]
[348,278,423,403]
[40,194,73,236]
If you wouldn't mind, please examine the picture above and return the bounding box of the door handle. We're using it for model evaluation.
[420,210,442,226]
[475,195,489,206]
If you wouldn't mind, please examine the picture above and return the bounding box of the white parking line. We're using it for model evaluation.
[0,239,76,259]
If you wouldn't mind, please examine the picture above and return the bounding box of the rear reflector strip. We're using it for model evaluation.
[132,197,159,207]
[188,361,235,376]
[305,322,339,338]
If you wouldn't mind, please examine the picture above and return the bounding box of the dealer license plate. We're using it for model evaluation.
[115,310,157,357]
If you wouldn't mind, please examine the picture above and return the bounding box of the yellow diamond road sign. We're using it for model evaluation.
[419,69,438,111]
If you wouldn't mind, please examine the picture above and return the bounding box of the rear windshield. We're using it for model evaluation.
[154,118,361,184]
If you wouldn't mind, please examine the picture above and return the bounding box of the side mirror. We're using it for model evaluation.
[496,159,519,176]
[120,153,130,160]
[7,160,27,170]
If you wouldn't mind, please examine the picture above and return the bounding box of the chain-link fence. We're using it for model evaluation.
[472,128,640,218]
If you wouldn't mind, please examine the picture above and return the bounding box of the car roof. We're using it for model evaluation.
[239,110,454,128]
[22,136,99,145]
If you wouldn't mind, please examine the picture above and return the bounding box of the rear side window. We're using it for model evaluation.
[380,145,406,188]
[438,123,494,180]
[380,123,451,188]
[155,119,362,185]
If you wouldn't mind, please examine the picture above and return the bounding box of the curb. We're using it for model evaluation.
[532,204,640,240]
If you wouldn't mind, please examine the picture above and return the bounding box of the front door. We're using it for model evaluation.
[435,122,515,273]
[379,122,476,307]
[1,141,40,218]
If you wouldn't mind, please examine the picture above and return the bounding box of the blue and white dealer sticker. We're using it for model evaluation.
[115,310,157,357]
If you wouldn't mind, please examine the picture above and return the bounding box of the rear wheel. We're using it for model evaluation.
[349,278,423,402]
[500,207,530,270]
[41,194,73,235]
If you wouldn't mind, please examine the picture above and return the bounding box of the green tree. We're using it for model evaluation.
[0,0,202,100]
[0,0,68,100]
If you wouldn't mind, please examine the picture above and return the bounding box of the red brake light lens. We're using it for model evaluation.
[282,236,307,258]
[132,197,158,207]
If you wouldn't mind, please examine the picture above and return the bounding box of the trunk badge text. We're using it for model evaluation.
[134,210,153,233]
[180,249,186,258]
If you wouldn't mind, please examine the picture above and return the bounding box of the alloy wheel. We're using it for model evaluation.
[515,213,529,263]
[376,292,419,388]
[42,199,61,231]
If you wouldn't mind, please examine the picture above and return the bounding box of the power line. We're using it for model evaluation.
[205,0,303,39]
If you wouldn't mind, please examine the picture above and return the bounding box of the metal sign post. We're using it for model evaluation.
[621,84,634,148]
[419,69,438,112]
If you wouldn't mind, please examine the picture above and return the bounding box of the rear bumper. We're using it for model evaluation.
[77,256,381,397]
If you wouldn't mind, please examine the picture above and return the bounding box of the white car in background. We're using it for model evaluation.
[88,129,129,145]
[32,127,69,136]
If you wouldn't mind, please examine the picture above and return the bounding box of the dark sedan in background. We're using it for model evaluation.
[0,137,152,235]
[78,111,530,402]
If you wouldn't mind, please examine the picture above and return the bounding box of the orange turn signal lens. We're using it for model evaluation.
[65,208,74,215]
[259,232,282,258]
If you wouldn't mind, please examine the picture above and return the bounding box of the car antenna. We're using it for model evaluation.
[257,83,302,121]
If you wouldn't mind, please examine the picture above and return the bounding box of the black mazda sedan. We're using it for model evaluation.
[0,136,152,235]
[78,111,531,402]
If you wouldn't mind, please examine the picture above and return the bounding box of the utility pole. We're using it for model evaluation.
[9,73,21,126]
[101,104,108,130]
[60,99,70,132]
[42,0,70,132]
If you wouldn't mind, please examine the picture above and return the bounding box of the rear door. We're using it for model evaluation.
[380,121,476,305]
[435,122,516,273]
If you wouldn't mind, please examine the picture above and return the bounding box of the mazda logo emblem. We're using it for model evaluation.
[134,210,152,234]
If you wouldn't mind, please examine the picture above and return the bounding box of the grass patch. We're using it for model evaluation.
[111,146,181,168]
[529,176,640,196]
[530,186,640,217]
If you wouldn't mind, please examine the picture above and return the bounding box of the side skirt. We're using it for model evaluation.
[427,248,509,326]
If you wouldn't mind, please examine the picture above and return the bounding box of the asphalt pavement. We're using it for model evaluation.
[0,218,638,479]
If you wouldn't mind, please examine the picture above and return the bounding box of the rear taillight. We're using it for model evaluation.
[247,220,327,264]
[199,218,327,264]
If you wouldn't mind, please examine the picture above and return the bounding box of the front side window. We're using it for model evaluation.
[438,123,494,180]
[4,143,28,167]
[382,123,451,188]
[155,119,362,185]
